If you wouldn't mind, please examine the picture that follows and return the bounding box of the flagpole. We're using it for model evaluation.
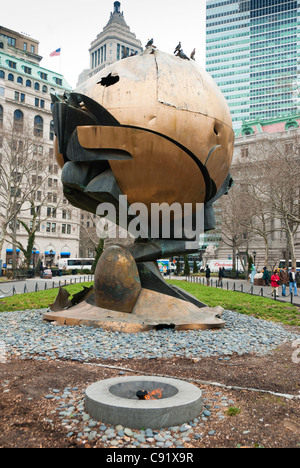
[59,48,61,74]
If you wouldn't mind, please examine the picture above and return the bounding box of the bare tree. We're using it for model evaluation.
[0,115,63,268]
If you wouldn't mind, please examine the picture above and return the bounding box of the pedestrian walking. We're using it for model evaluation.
[205,265,211,287]
[218,267,224,286]
[250,265,256,284]
[289,267,298,296]
[40,262,44,279]
[262,267,270,286]
[279,266,289,297]
[271,270,280,298]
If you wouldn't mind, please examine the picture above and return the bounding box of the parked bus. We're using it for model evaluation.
[57,258,94,272]
[278,260,300,271]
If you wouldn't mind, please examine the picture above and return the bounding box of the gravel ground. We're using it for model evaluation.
[0,308,299,448]
[0,308,298,362]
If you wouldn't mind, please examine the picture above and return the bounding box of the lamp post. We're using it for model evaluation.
[49,249,54,268]
[252,251,257,267]
[236,253,239,279]
[32,247,37,274]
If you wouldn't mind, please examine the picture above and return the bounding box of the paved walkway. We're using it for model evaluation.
[167,275,300,307]
[0,274,94,298]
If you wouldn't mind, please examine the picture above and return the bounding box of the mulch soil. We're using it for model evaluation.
[0,332,299,449]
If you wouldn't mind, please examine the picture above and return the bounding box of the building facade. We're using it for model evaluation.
[215,114,300,270]
[206,0,300,131]
[0,27,81,269]
[87,1,143,80]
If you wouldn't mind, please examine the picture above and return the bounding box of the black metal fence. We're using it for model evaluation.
[186,275,297,305]
[0,275,94,298]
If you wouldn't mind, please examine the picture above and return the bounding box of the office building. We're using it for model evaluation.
[0,27,81,269]
[206,0,300,131]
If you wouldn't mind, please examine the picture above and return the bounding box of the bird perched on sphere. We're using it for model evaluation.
[176,49,190,60]
[174,42,181,54]
[190,48,196,60]
[145,38,154,48]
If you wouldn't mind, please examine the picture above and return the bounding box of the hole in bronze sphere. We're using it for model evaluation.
[98,73,120,87]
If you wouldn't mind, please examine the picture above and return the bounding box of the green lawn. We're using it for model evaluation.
[0,282,93,313]
[0,280,299,328]
[167,280,300,327]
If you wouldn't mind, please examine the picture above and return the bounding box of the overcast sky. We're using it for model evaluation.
[1,0,207,89]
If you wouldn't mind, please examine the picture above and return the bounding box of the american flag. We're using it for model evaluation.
[50,48,61,57]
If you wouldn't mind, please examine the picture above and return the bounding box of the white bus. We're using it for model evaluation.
[278,260,300,271]
[58,258,94,272]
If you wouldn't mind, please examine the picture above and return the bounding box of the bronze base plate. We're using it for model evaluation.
[43,288,225,333]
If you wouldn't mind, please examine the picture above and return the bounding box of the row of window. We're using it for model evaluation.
[1,63,62,85]
[0,69,56,92]
[11,221,73,235]
[0,106,55,140]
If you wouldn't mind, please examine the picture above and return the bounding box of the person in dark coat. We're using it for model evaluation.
[279,267,289,296]
[218,267,224,286]
[262,267,270,286]
[205,265,211,287]
[289,267,298,296]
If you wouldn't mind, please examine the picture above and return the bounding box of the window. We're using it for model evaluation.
[35,98,45,109]
[8,61,16,69]
[23,42,27,51]
[241,147,249,158]
[13,110,24,132]
[24,66,32,75]
[31,45,35,53]
[0,70,4,79]
[54,77,62,85]
[17,76,23,85]
[42,85,48,93]
[40,73,48,80]
[35,82,40,91]
[8,73,14,81]
[26,79,31,87]
[34,115,43,137]
[49,120,54,140]
[15,91,25,103]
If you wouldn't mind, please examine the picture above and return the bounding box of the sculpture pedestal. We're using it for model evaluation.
[43,245,225,332]
[43,288,225,332]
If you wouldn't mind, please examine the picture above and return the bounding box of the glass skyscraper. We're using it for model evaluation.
[206,0,300,131]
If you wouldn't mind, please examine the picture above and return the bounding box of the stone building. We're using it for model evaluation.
[78,1,143,86]
[77,2,143,257]
[215,114,300,271]
[0,27,81,269]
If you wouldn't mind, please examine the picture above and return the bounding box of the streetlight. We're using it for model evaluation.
[49,249,54,268]
[252,251,257,267]
[32,247,37,267]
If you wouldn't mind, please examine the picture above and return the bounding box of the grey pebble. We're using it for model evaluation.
[1,307,299,449]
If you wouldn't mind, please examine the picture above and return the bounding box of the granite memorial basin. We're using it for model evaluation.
[85,375,203,430]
